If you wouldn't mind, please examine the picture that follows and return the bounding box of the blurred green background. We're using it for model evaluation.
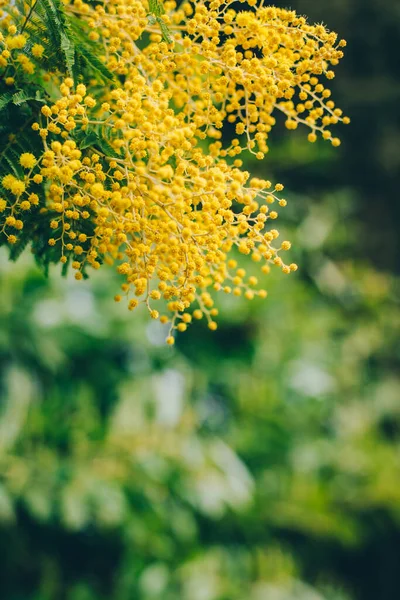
[1,1,400,599]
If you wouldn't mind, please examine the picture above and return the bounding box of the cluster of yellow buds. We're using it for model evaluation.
[0,0,349,341]
[0,22,40,79]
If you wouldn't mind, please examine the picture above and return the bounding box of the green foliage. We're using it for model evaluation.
[24,0,76,75]
[148,0,173,43]
[0,0,115,274]
[74,125,120,159]
[13,0,114,81]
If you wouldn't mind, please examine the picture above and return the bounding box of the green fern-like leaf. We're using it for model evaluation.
[0,93,14,113]
[148,0,173,43]
[74,43,114,83]
[157,17,173,44]
[149,0,164,17]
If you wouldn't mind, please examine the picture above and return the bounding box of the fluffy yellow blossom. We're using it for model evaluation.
[10,180,26,196]
[6,34,27,49]
[31,43,44,58]
[19,153,36,169]
[2,174,16,190]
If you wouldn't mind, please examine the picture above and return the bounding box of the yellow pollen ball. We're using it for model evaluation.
[19,153,36,169]
[32,44,45,58]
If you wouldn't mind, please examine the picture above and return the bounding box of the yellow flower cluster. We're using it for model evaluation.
[0,26,36,77]
[0,0,349,340]
[0,2,45,79]
[69,0,349,149]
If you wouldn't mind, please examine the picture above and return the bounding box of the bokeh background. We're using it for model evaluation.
[1,1,400,599]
